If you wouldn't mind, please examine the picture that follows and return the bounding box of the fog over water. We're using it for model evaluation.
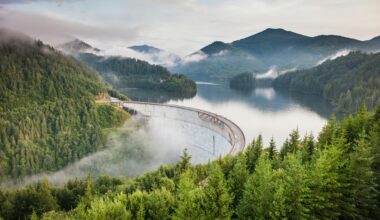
[3,111,230,187]
[129,83,331,147]
[4,83,332,187]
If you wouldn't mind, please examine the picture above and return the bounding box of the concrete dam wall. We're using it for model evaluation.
[122,101,246,156]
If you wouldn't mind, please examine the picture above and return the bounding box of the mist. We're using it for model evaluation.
[1,112,229,188]
[317,49,351,65]
[255,66,298,79]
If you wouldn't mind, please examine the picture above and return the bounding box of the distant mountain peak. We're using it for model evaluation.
[129,44,163,53]
[58,38,100,55]
[200,41,237,55]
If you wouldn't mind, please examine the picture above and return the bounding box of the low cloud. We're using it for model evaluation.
[181,51,208,64]
[317,49,351,65]
[0,7,141,45]
[0,0,81,4]
[255,66,297,79]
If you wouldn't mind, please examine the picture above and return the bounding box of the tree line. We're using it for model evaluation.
[78,53,197,97]
[273,51,380,114]
[1,105,379,219]
[0,38,129,181]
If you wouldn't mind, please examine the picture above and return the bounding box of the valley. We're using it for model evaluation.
[0,1,380,219]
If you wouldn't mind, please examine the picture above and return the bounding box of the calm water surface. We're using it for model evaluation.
[125,83,333,147]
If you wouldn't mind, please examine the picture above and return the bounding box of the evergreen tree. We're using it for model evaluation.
[267,137,276,160]
[245,135,263,173]
[202,164,233,219]
[145,188,175,220]
[173,171,205,220]
[237,158,275,219]
[346,132,376,219]
[227,153,249,208]
[306,146,345,219]
[177,148,191,174]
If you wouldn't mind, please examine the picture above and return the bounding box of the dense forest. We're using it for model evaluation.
[0,36,129,181]
[273,52,380,113]
[78,53,197,97]
[229,72,256,91]
[0,105,378,219]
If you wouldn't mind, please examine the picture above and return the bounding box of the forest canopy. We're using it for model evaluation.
[78,53,197,97]
[0,35,129,181]
[273,51,380,113]
[1,105,379,219]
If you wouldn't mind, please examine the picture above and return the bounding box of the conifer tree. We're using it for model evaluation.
[202,164,233,219]
[268,137,276,160]
[346,132,376,219]
[173,171,205,220]
[237,158,275,219]
[227,153,249,208]
[246,135,263,173]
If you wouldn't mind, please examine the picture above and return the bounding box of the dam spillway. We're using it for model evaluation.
[121,101,246,157]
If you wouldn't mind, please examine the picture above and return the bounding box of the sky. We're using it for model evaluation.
[0,0,379,56]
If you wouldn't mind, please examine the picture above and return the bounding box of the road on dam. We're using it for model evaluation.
[107,98,246,156]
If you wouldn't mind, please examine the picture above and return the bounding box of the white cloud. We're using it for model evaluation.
[0,0,379,56]
[317,49,351,65]
[181,51,208,64]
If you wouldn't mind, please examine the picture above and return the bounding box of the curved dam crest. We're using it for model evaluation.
[120,100,246,156]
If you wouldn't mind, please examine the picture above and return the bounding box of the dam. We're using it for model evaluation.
[114,100,246,158]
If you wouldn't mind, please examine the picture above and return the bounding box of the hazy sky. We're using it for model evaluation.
[0,0,379,55]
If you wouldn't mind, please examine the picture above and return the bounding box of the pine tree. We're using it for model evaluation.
[268,137,276,160]
[237,158,275,219]
[173,171,205,220]
[227,153,249,208]
[280,138,290,160]
[306,146,345,219]
[178,148,191,174]
[202,164,233,219]
[346,132,376,219]
[288,129,300,154]
[145,188,175,220]
[279,155,310,219]
[246,135,263,173]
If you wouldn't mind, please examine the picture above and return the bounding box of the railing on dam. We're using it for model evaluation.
[120,100,246,156]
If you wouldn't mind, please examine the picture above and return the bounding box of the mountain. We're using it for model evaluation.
[1,106,380,219]
[171,41,265,82]
[232,28,309,57]
[129,44,163,53]
[129,44,182,67]
[78,53,196,96]
[0,31,129,180]
[273,51,380,113]
[58,38,101,55]
[175,28,380,82]
[368,35,380,45]
[200,41,241,55]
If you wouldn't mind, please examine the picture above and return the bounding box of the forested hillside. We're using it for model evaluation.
[174,28,380,82]
[0,34,129,181]
[0,105,379,219]
[273,52,380,113]
[229,72,255,91]
[78,53,196,96]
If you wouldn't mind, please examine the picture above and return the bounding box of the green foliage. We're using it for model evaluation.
[227,153,249,208]
[78,53,197,96]
[202,164,233,219]
[237,157,275,219]
[0,38,129,180]
[0,106,379,219]
[229,72,256,91]
[274,52,380,113]
[173,171,206,220]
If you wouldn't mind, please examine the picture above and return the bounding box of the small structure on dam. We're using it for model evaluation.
[120,100,246,157]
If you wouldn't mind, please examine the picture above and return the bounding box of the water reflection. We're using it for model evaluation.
[122,84,333,147]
